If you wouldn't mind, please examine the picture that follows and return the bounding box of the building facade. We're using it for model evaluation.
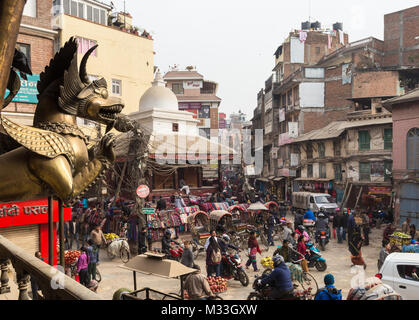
[383,89,419,226]
[163,68,221,139]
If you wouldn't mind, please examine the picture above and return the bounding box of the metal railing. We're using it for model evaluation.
[0,235,100,300]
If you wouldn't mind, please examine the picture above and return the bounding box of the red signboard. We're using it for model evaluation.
[368,187,392,195]
[0,198,71,228]
[136,185,150,198]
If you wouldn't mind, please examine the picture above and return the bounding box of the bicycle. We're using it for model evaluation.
[70,262,102,282]
[106,237,130,263]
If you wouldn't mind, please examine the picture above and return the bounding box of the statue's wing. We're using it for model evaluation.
[0,115,75,166]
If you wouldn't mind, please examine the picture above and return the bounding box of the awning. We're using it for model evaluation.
[248,202,269,211]
[268,176,275,180]
[119,254,196,279]
[294,178,332,182]
[273,177,285,182]
[255,178,269,182]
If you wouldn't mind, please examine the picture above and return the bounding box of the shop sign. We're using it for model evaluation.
[183,80,203,89]
[368,187,392,195]
[4,74,40,104]
[136,185,150,198]
[0,199,70,228]
[178,102,202,110]
[142,208,155,215]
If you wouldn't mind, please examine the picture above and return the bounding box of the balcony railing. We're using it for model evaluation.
[0,235,100,300]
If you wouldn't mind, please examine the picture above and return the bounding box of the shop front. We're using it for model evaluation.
[345,184,393,210]
[0,199,71,265]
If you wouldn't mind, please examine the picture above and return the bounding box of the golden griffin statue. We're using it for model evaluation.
[0,38,133,205]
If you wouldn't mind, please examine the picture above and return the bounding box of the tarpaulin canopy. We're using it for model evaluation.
[119,255,196,279]
[247,202,269,211]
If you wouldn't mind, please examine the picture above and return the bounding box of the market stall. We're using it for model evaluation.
[117,253,196,300]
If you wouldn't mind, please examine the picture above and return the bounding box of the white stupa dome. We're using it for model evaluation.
[138,71,179,112]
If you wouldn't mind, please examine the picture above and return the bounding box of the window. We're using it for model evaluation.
[93,8,100,23]
[310,196,315,204]
[306,143,313,159]
[86,5,92,20]
[77,2,84,18]
[172,123,179,132]
[397,265,419,282]
[318,142,325,158]
[359,162,371,181]
[334,164,342,181]
[371,162,384,177]
[100,9,106,25]
[112,79,121,95]
[70,0,77,16]
[359,130,370,151]
[287,90,292,105]
[307,164,313,178]
[384,161,392,182]
[281,94,286,107]
[334,140,341,156]
[319,163,326,179]
[407,128,419,170]
[172,83,184,94]
[63,0,70,14]
[384,128,393,150]
[17,43,31,69]
[76,37,97,56]
[315,47,321,54]
[23,0,37,17]
[293,86,299,105]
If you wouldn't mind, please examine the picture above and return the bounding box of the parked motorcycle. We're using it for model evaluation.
[305,242,327,272]
[167,242,183,261]
[221,250,249,286]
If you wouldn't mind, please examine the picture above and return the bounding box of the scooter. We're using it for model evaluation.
[168,242,183,261]
[220,250,249,287]
[305,242,327,272]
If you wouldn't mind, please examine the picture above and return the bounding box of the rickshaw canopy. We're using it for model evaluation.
[209,210,232,222]
[248,202,269,211]
[265,201,279,209]
[228,204,248,213]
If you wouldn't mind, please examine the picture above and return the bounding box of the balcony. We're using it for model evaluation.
[0,235,100,300]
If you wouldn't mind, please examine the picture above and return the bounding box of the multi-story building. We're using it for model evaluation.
[383,89,419,226]
[163,67,221,139]
[2,0,57,126]
[52,0,155,121]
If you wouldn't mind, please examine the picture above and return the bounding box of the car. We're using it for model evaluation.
[377,252,419,300]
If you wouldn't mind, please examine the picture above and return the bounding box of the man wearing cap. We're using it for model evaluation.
[258,255,294,299]
[314,274,342,300]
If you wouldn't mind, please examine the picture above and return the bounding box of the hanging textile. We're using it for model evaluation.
[299,31,307,43]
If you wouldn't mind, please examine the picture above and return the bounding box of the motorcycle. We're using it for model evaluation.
[247,274,304,300]
[221,250,249,287]
[167,242,183,261]
[305,242,327,272]
[315,229,330,251]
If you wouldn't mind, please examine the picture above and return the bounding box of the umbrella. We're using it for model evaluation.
[247,202,269,211]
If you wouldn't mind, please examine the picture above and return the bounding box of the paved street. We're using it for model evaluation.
[96,219,385,300]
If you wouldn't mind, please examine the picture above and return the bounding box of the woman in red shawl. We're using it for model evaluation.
[245,231,261,271]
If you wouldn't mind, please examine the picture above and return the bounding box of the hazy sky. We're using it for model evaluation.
[110,0,418,120]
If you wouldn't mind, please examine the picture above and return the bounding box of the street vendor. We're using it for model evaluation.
[184,265,215,300]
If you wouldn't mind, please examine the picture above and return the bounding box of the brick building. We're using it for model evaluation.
[383,89,419,226]
[2,0,57,126]
[163,68,221,139]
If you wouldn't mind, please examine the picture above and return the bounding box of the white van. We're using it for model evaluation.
[292,192,338,215]
[378,253,419,300]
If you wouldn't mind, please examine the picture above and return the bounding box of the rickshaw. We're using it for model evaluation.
[187,210,210,259]
[209,210,233,233]
[246,202,270,252]
[228,205,251,247]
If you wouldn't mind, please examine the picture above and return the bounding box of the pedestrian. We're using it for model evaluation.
[184,265,215,300]
[147,228,153,251]
[342,209,349,241]
[409,224,417,241]
[349,224,366,269]
[77,247,90,287]
[267,213,275,246]
[245,231,261,272]
[138,226,147,254]
[333,210,344,244]
[401,217,411,234]
[86,239,98,282]
[377,239,391,271]
[181,240,195,268]
[347,210,356,245]
[290,232,298,249]
[68,215,80,250]
[282,222,293,244]
[206,236,222,277]
[383,223,396,242]
[156,196,167,211]
[273,239,292,263]
[279,203,287,220]
[296,235,309,273]
[361,212,370,246]
[174,193,186,209]
[179,179,190,195]
[314,274,342,300]
[30,251,44,300]
[90,224,106,264]
[294,209,304,231]
[204,229,219,250]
